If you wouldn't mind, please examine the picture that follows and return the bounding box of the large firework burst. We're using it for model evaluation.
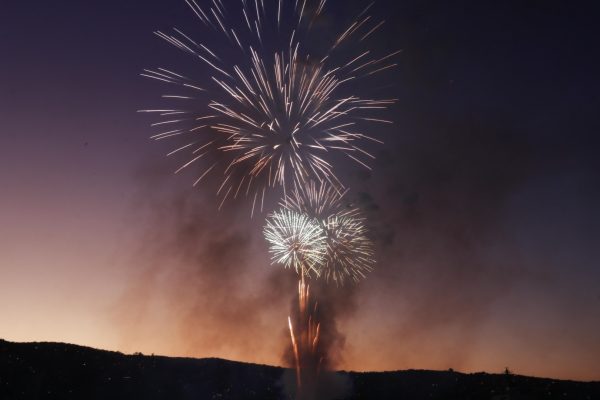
[263,208,327,277]
[141,0,398,213]
[284,181,375,284]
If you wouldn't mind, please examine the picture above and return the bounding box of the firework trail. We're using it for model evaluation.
[284,181,376,285]
[141,0,399,214]
[288,278,322,399]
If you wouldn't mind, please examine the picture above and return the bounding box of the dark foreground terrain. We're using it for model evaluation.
[1,339,598,399]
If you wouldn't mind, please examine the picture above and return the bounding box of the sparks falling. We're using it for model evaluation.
[141,0,399,213]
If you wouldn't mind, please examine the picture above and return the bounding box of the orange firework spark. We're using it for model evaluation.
[288,273,323,398]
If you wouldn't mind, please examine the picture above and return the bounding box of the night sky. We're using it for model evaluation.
[1,0,599,381]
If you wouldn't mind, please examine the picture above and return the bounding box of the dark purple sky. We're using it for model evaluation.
[1,0,599,380]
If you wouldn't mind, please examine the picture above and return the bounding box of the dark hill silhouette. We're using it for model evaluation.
[1,339,598,399]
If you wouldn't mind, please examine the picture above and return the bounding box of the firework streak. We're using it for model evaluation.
[141,0,399,214]
[288,274,322,399]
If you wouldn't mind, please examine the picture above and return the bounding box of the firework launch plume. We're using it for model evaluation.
[141,0,399,213]
[288,277,324,400]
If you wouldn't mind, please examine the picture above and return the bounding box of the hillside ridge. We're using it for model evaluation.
[1,339,598,399]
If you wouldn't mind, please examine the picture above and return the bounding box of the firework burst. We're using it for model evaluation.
[284,181,375,285]
[321,214,375,284]
[263,208,327,277]
[141,0,399,213]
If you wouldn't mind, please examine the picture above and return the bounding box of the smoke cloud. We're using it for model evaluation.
[112,158,297,364]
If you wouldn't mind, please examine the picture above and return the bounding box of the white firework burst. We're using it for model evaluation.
[263,208,327,277]
[322,214,375,284]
